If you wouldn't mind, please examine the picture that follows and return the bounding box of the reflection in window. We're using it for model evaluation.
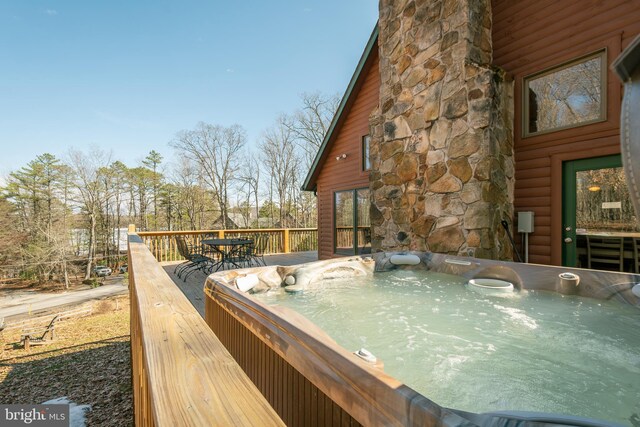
[576,167,638,233]
[357,188,371,254]
[525,51,605,136]
[362,135,371,171]
[334,188,370,255]
[335,191,354,255]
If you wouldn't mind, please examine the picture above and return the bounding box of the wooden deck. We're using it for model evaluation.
[161,251,318,315]
[128,232,284,426]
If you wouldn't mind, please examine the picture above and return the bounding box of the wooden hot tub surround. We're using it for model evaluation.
[203,252,640,426]
[204,259,474,427]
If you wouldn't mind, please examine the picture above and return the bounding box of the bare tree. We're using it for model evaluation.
[142,150,163,229]
[171,122,246,229]
[58,164,74,287]
[260,120,299,226]
[238,152,261,227]
[281,92,340,168]
[0,197,26,279]
[160,157,217,230]
[109,161,128,254]
[127,166,154,230]
[68,148,111,279]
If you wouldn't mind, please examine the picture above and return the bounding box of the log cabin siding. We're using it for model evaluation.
[312,3,639,263]
[316,47,379,259]
[492,0,640,265]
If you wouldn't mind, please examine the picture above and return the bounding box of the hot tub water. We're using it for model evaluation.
[255,270,640,426]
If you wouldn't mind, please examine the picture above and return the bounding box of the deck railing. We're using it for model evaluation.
[136,228,317,263]
[128,232,284,426]
[335,226,371,251]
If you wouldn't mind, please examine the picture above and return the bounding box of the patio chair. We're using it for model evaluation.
[247,234,268,267]
[633,238,640,274]
[225,240,253,270]
[174,236,214,281]
[198,236,223,266]
[586,236,624,272]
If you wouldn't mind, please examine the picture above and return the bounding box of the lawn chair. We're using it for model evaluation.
[174,236,214,282]
[21,315,59,350]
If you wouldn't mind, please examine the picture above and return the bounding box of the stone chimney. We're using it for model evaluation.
[369,0,514,259]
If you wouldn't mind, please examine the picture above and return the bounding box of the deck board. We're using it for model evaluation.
[161,251,318,315]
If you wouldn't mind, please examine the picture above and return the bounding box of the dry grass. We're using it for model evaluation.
[0,296,132,426]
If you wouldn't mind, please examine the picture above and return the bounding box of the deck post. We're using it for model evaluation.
[283,229,290,253]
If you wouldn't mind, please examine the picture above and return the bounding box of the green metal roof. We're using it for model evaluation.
[301,24,378,192]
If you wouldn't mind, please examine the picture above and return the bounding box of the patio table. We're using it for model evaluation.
[202,238,253,272]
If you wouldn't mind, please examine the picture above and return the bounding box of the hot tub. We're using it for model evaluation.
[204,252,640,427]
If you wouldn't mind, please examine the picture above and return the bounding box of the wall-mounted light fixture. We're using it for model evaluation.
[588,185,601,192]
[335,153,347,161]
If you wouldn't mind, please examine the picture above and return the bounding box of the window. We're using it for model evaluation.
[523,50,606,137]
[334,188,370,255]
[362,135,371,171]
[575,166,638,233]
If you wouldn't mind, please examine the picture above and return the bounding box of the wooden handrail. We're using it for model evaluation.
[137,228,317,237]
[128,233,284,426]
[132,227,318,262]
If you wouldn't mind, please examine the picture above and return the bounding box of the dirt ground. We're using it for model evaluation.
[0,296,132,426]
[0,274,125,294]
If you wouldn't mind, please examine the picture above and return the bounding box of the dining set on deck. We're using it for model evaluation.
[173,234,269,281]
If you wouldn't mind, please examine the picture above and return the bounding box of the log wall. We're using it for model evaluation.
[492,0,640,264]
[316,46,379,259]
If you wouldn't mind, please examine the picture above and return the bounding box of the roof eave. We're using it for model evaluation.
[301,24,379,192]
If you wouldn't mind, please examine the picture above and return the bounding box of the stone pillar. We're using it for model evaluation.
[370,0,514,259]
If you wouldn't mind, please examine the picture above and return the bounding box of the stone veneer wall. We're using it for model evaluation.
[369,0,514,259]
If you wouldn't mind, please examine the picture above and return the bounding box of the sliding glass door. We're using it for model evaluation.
[334,188,370,255]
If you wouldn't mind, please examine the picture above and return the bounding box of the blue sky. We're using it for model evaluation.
[0,1,378,176]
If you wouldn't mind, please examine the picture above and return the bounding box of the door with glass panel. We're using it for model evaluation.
[562,155,638,269]
[334,188,370,255]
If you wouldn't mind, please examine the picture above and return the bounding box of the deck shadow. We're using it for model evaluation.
[162,251,318,317]
[0,336,132,427]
